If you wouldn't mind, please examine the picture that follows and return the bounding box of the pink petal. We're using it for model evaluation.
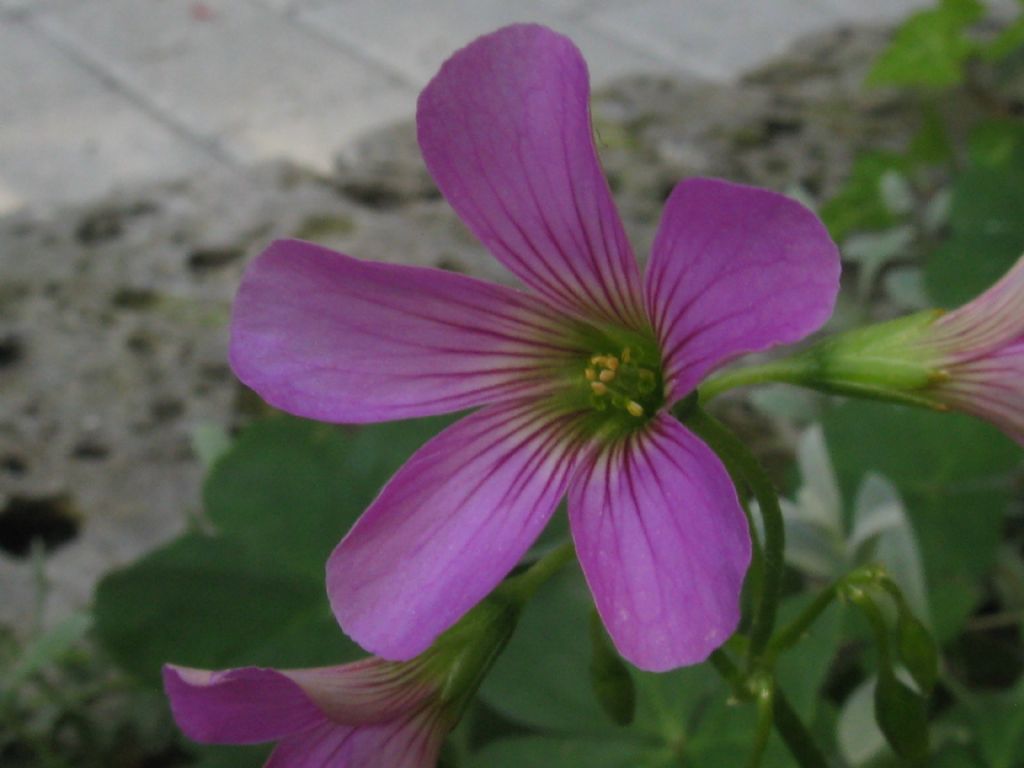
[417,24,647,329]
[645,178,840,402]
[267,713,445,768]
[567,413,751,671]
[328,400,585,659]
[230,239,584,423]
[163,665,325,744]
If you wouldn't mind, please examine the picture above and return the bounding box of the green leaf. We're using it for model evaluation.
[3,612,91,692]
[982,13,1024,61]
[925,120,1024,307]
[897,612,940,695]
[589,611,636,726]
[823,402,1019,641]
[774,596,843,721]
[875,668,930,760]
[479,563,725,749]
[821,152,907,241]
[468,736,660,768]
[866,0,985,88]
[94,534,359,684]
[95,415,451,685]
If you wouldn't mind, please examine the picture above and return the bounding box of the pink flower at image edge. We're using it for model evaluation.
[230,24,840,672]
[163,661,445,767]
[926,254,1024,443]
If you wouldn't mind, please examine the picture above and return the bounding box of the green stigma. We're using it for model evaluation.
[582,345,663,421]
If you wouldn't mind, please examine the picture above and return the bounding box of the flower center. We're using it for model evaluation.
[583,347,661,420]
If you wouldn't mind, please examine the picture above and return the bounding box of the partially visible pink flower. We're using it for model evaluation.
[920,255,1024,442]
[164,596,518,767]
[164,661,445,768]
[230,24,839,671]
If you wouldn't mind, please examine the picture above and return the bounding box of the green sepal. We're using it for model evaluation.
[766,311,947,408]
[587,610,636,726]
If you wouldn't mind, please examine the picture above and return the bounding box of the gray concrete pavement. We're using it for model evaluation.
[0,0,940,214]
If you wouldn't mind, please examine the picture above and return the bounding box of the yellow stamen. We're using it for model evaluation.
[590,354,604,365]
[626,400,644,417]
[599,368,616,383]
[590,381,608,396]
[604,356,620,371]
[621,348,631,364]
[584,367,596,381]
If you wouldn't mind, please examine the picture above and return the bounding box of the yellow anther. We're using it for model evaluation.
[599,368,616,383]
[621,348,631,364]
[590,354,604,365]
[605,356,620,371]
[626,400,645,418]
[584,367,596,381]
[590,381,608,396]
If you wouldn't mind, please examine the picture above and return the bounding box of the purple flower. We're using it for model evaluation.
[230,24,839,671]
[920,255,1024,442]
[164,597,517,767]
[164,661,445,767]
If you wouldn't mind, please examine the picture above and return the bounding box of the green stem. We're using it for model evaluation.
[765,581,841,662]
[500,541,575,603]
[708,650,829,768]
[747,679,775,768]
[772,690,829,768]
[681,407,785,663]
[699,360,812,402]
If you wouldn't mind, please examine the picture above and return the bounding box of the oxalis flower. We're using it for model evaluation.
[164,596,517,767]
[231,24,840,671]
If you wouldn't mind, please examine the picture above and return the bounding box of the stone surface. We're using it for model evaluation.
[34,0,416,171]
[299,0,679,88]
[590,0,841,82]
[0,18,212,213]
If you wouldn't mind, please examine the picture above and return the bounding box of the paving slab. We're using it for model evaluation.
[590,0,843,83]
[0,17,212,213]
[36,0,416,171]
[298,0,682,90]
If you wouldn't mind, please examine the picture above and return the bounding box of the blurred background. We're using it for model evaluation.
[1,1,1023,766]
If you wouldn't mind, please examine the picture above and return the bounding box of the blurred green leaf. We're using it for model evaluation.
[866,0,984,88]
[3,612,90,693]
[926,120,1024,307]
[479,564,736,761]
[95,415,451,685]
[190,423,233,469]
[821,152,907,241]
[875,668,930,760]
[468,736,660,768]
[897,611,940,695]
[589,611,636,726]
[824,403,1019,641]
[982,12,1024,61]
[971,681,1024,768]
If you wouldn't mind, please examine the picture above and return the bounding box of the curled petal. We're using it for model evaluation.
[568,413,750,671]
[266,713,446,768]
[935,338,1024,443]
[645,178,840,402]
[931,254,1024,359]
[328,400,585,660]
[418,24,647,329]
[163,665,325,744]
[231,239,583,423]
